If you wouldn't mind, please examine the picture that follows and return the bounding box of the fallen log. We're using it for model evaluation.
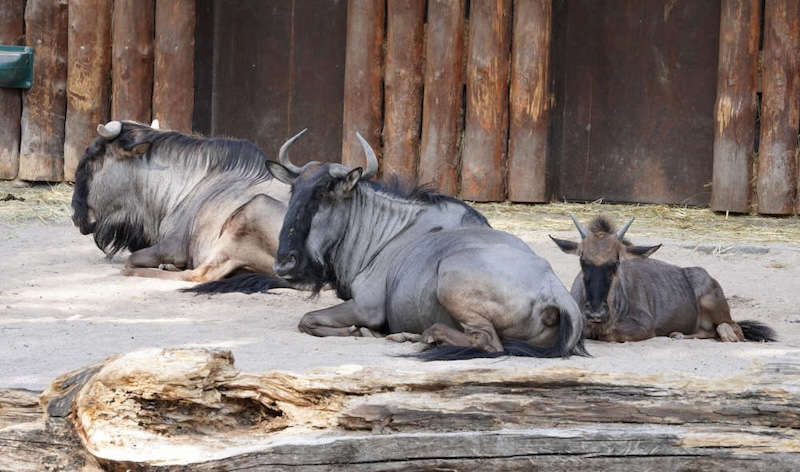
[2,348,799,470]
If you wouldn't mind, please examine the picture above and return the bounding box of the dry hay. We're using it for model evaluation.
[0,181,73,224]
[476,201,800,244]
[0,180,797,244]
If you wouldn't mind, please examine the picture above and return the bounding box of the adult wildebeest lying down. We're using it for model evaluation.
[550,215,776,343]
[266,133,588,360]
[71,120,306,292]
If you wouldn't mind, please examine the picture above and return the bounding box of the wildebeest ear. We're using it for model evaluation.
[267,161,297,184]
[338,167,362,194]
[625,244,662,258]
[549,235,579,254]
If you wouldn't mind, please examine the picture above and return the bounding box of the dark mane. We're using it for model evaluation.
[589,216,616,235]
[366,176,489,226]
[117,122,273,181]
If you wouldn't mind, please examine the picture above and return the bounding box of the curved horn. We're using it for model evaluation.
[615,216,635,240]
[569,213,588,240]
[278,128,308,174]
[97,121,122,139]
[355,132,378,179]
[150,119,160,129]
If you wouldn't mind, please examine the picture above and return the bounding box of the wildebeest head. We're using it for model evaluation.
[71,120,163,255]
[550,215,661,323]
[267,132,378,293]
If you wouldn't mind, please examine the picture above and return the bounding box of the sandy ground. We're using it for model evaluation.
[1,205,799,391]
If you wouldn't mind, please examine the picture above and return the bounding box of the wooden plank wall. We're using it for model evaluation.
[756,0,799,215]
[1,0,194,182]
[710,0,759,214]
[1,2,797,214]
[0,0,25,179]
[341,0,799,210]
[64,0,112,181]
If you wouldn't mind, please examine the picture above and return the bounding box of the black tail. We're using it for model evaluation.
[180,273,293,295]
[738,320,777,342]
[414,316,590,361]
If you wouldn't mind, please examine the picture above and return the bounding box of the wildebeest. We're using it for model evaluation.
[71,120,307,292]
[266,133,588,360]
[550,215,776,343]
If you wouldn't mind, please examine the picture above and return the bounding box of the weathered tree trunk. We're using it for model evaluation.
[757,0,800,215]
[418,0,465,196]
[111,0,155,123]
[153,0,195,133]
[0,0,24,180]
[341,0,384,169]
[507,0,552,203]
[3,348,799,470]
[460,0,511,201]
[711,0,760,214]
[64,0,113,181]
[18,0,68,182]
[382,0,425,181]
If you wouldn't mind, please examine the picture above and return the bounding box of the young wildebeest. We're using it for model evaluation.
[72,120,308,292]
[266,133,588,360]
[550,215,776,343]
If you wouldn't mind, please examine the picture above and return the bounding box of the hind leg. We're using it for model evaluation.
[435,281,504,353]
[122,195,282,283]
[684,267,744,342]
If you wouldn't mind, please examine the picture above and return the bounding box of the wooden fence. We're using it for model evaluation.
[343,0,799,213]
[0,0,798,214]
[0,0,194,182]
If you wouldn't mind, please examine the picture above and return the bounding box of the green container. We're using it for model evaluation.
[0,45,33,89]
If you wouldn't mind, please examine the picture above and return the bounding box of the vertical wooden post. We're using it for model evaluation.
[418,0,465,195]
[64,0,112,181]
[507,0,551,202]
[112,0,155,123]
[382,0,425,181]
[0,0,25,179]
[757,0,800,215]
[711,0,759,213]
[342,0,384,169]
[461,0,511,202]
[18,0,68,182]
[153,0,196,133]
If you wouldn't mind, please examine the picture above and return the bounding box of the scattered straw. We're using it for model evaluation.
[0,181,73,224]
[0,181,797,244]
[475,201,800,244]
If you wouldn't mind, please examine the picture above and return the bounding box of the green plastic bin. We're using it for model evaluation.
[0,45,33,89]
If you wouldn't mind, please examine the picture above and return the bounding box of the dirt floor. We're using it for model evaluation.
[1,182,799,390]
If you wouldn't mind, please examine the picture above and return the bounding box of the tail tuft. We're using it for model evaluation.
[181,272,292,295]
[413,316,590,361]
[738,320,777,342]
